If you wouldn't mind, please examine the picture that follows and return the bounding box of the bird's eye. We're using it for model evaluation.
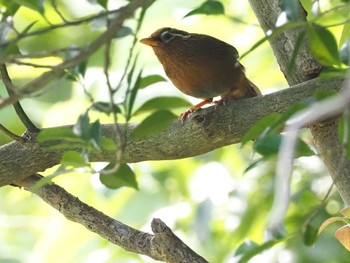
[160,31,174,43]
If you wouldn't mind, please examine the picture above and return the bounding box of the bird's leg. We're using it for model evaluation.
[180,98,213,123]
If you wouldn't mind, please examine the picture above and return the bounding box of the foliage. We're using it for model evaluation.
[1,0,350,262]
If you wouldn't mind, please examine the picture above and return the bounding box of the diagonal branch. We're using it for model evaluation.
[0,0,153,110]
[0,76,344,187]
[15,174,208,263]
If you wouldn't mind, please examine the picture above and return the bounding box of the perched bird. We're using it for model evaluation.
[140,27,261,122]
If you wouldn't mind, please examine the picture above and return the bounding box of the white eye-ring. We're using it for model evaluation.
[160,31,175,43]
[160,31,191,43]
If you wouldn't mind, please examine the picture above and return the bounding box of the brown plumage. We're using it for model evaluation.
[140,27,261,122]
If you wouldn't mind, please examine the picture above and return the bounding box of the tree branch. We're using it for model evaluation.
[0,76,344,187]
[249,0,350,228]
[14,174,208,263]
[0,0,152,109]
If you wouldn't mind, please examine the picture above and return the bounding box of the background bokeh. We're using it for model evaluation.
[1,0,349,262]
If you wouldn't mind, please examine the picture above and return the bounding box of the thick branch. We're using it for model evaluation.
[15,174,208,263]
[0,77,344,187]
[249,0,350,205]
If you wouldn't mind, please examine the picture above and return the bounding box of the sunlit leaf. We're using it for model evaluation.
[308,24,341,66]
[61,151,86,167]
[100,137,117,151]
[100,163,138,190]
[340,207,350,218]
[139,74,167,89]
[340,21,350,46]
[318,216,348,236]
[335,225,350,252]
[21,21,37,35]
[134,96,191,115]
[184,0,224,18]
[13,0,44,14]
[132,110,177,138]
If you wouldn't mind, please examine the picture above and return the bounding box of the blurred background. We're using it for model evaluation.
[0,0,348,262]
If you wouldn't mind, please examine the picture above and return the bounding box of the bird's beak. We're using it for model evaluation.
[140,37,158,47]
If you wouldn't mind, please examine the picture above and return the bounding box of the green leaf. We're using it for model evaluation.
[13,0,44,14]
[340,21,350,47]
[21,21,38,35]
[134,96,191,115]
[308,24,341,66]
[61,151,86,167]
[254,134,282,157]
[36,127,79,142]
[73,112,91,140]
[125,58,141,121]
[0,0,20,15]
[279,0,301,21]
[100,163,138,190]
[139,74,167,89]
[115,26,133,39]
[90,120,101,149]
[184,0,225,18]
[97,0,108,9]
[295,138,314,157]
[132,110,177,139]
[242,112,282,145]
[73,113,101,148]
[100,136,117,151]
[237,239,285,263]
[303,223,318,246]
[254,134,314,158]
[235,239,259,257]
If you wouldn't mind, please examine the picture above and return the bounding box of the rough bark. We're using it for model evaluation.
[0,77,344,187]
[15,174,208,263]
[249,0,350,205]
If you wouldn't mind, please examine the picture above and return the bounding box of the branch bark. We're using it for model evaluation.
[0,77,344,187]
[249,0,350,205]
[15,174,208,263]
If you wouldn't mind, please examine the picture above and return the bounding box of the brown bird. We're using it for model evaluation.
[140,27,261,122]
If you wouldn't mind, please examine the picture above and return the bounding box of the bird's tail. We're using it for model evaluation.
[222,75,261,100]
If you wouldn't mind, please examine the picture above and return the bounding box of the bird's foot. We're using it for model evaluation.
[179,98,213,123]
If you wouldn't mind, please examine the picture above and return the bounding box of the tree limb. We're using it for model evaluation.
[14,174,208,263]
[0,0,153,109]
[0,76,344,187]
[249,0,350,227]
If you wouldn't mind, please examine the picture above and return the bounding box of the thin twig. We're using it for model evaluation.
[0,8,124,48]
[0,64,40,132]
[0,123,25,141]
[0,0,152,110]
